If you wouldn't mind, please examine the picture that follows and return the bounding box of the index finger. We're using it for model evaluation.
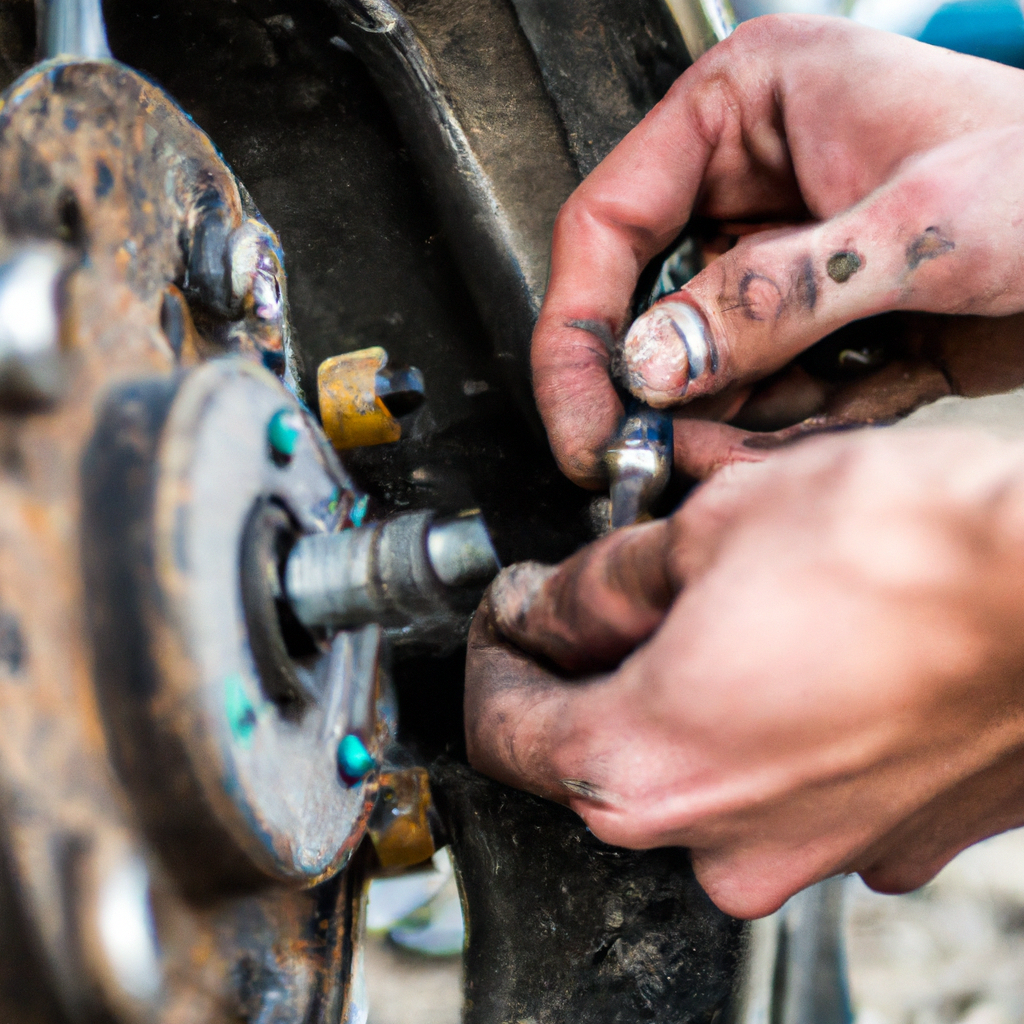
[533,13,1024,485]
[532,75,723,486]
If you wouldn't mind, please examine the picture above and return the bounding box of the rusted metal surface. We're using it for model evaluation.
[82,361,377,892]
[0,46,367,1024]
[368,767,438,871]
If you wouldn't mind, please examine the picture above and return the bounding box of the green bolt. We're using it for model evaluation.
[267,408,301,461]
[337,733,376,785]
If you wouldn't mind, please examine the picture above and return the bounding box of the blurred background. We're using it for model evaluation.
[363,831,1024,1024]
[362,2,1024,1021]
[732,0,1024,68]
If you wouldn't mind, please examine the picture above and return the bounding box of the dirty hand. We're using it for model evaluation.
[464,429,1024,918]
[536,14,1024,486]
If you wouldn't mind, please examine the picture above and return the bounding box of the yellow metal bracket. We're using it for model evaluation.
[368,767,438,871]
[318,346,402,450]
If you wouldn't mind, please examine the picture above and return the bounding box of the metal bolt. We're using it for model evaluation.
[96,853,162,1003]
[267,408,301,462]
[317,346,423,451]
[374,363,425,418]
[0,246,67,408]
[605,402,673,528]
[426,512,503,588]
[337,733,375,785]
[284,510,501,630]
[38,0,112,60]
[664,0,736,62]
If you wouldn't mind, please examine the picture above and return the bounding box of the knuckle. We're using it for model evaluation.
[551,433,604,488]
[724,14,779,51]
[727,12,829,52]
[859,855,946,895]
[711,14,797,68]
[552,190,594,242]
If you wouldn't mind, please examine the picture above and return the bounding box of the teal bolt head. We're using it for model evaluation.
[268,408,302,462]
[337,733,376,785]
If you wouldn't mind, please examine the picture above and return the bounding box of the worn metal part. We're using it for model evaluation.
[375,363,426,417]
[664,0,737,60]
[0,244,68,405]
[368,766,440,870]
[0,52,295,383]
[0,25,369,1024]
[606,402,674,528]
[37,0,111,60]
[426,512,499,588]
[84,359,378,890]
[285,509,500,638]
[431,759,744,1024]
[318,346,424,451]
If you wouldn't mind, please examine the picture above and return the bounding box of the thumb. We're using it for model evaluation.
[621,127,1024,409]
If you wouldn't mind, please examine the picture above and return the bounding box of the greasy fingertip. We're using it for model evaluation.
[490,561,558,644]
[691,852,813,920]
[464,591,579,806]
[551,437,610,490]
[621,299,716,407]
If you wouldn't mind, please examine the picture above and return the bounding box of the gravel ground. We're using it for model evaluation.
[363,935,462,1024]
[847,828,1024,1024]
[363,828,1024,1024]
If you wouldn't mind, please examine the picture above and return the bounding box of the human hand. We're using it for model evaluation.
[536,14,1024,486]
[464,428,1024,917]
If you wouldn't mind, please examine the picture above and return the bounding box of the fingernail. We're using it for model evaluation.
[490,561,557,639]
[620,300,715,407]
[560,778,603,802]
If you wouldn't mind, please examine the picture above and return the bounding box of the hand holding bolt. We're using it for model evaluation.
[605,402,673,528]
[284,510,501,632]
[529,19,1024,487]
